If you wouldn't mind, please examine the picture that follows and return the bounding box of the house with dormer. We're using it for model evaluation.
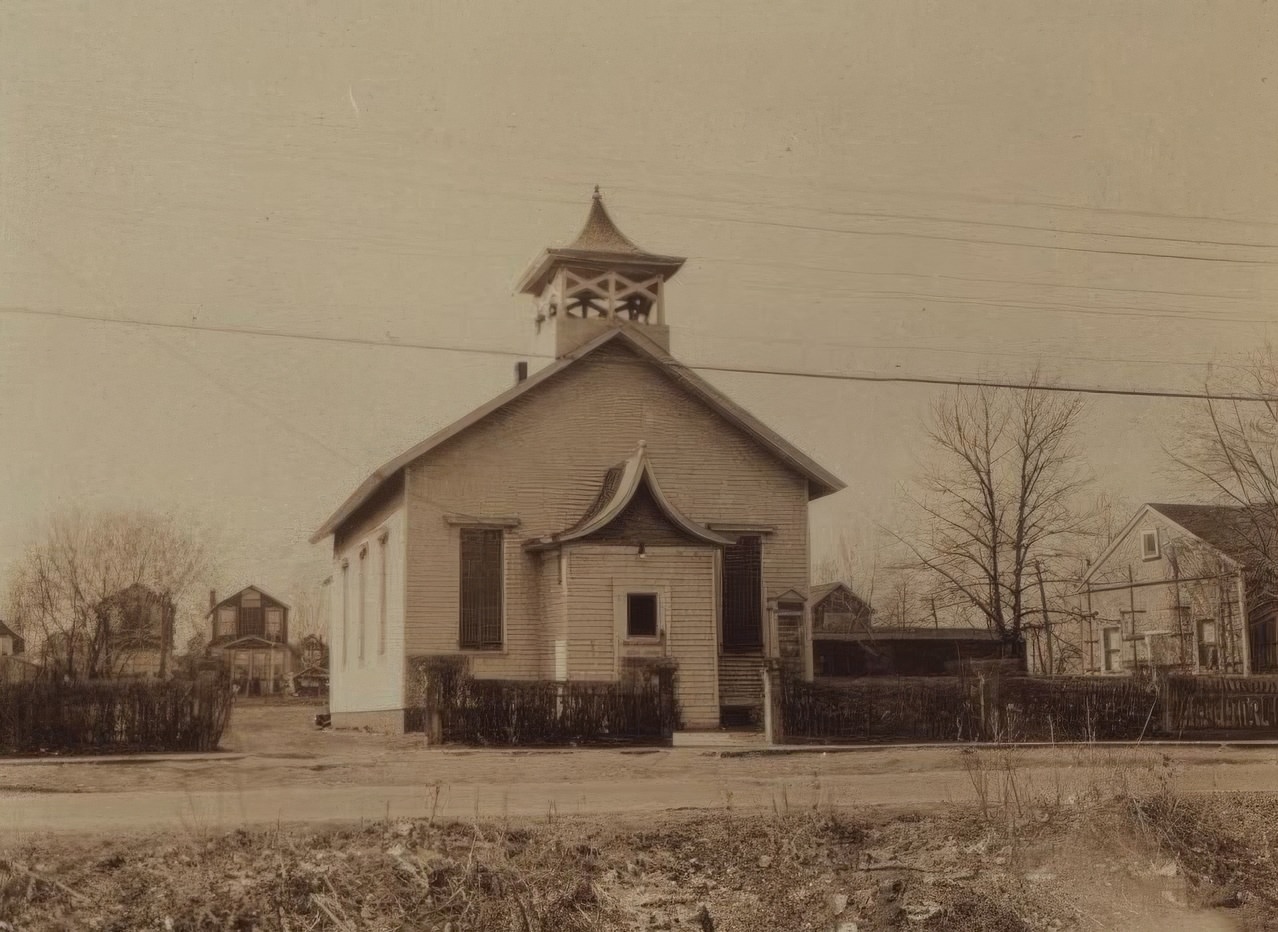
[310,191,845,732]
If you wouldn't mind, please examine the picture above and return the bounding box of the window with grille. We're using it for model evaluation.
[459,528,504,649]
[216,607,236,639]
[1102,626,1122,672]
[265,608,282,641]
[1197,619,1219,670]
[627,593,658,638]
[241,607,264,639]
[721,535,763,651]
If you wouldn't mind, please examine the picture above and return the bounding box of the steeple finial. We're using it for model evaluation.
[593,184,602,199]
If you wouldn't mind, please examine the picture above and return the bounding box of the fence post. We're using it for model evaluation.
[657,665,676,744]
[762,660,784,745]
[1160,673,1173,736]
[423,682,443,745]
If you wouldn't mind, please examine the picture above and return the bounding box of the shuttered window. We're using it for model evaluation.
[459,528,504,649]
[721,535,763,651]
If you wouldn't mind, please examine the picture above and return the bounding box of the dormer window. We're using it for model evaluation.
[1140,529,1160,561]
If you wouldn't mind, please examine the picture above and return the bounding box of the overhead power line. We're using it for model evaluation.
[4,304,1276,403]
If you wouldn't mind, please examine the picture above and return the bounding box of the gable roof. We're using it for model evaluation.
[1081,502,1278,585]
[810,582,847,606]
[0,620,24,653]
[310,326,846,544]
[810,581,874,612]
[1148,503,1278,564]
[207,586,291,618]
[524,443,737,551]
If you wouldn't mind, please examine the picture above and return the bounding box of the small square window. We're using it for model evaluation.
[1140,529,1160,560]
[627,593,658,639]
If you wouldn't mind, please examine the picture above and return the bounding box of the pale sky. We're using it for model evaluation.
[2,1,1276,610]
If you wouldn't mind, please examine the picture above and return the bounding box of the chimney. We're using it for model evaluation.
[209,589,217,612]
[515,361,528,384]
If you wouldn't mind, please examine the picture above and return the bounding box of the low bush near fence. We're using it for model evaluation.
[0,674,234,755]
[410,656,678,747]
[778,672,1160,744]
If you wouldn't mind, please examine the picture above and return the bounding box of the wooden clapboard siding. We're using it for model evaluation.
[1076,505,1247,675]
[329,505,406,716]
[566,545,719,729]
[402,341,811,680]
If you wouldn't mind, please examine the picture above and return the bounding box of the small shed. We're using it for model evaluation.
[814,625,1011,677]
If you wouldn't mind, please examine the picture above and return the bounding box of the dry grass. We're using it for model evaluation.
[0,743,1271,932]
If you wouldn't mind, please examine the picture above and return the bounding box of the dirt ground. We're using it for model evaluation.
[2,703,1278,839]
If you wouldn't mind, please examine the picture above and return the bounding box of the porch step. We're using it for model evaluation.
[718,654,764,707]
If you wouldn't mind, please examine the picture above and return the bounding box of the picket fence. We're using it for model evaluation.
[770,668,1278,744]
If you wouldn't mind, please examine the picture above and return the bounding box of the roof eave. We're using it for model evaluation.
[517,250,687,296]
[312,325,847,546]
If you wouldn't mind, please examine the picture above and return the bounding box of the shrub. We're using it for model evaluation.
[0,673,234,754]
[409,656,678,747]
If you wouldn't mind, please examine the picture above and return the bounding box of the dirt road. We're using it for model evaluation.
[5,747,1278,836]
[3,703,1278,837]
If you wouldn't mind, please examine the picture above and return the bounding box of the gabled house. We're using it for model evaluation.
[37,584,175,679]
[310,192,846,732]
[0,620,37,684]
[0,620,25,658]
[207,586,293,695]
[1073,503,1278,675]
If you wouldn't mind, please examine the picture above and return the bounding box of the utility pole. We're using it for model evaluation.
[1035,560,1054,676]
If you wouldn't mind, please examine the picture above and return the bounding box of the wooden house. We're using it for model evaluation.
[1072,503,1278,675]
[207,586,294,695]
[310,192,846,732]
[0,620,25,658]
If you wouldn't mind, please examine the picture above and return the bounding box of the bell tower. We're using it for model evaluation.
[517,188,686,363]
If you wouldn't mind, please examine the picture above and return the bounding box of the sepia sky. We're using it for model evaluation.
[2,0,1276,606]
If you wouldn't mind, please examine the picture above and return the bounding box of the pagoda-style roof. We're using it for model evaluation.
[517,190,686,295]
[524,442,736,552]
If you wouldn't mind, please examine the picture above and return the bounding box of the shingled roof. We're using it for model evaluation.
[1147,503,1278,564]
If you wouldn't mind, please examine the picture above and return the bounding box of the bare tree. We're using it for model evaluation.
[1170,349,1278,575]
[6,509,215,679]
[288,577,331,646]
[898,379,1092,649]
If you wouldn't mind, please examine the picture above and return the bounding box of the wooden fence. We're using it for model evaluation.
[768,668,1278,744]
[409,656,679,747]
[0,673,234,754]
[1162,675,1278,734]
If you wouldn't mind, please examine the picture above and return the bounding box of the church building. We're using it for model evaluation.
[310,191,845,732]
